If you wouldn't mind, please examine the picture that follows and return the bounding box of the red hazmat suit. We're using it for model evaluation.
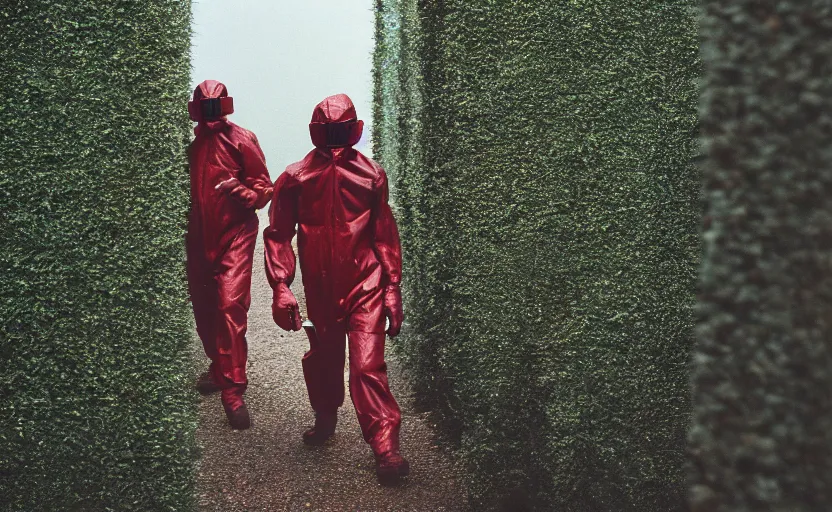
[187,80,273,423]
[264,94,405,461]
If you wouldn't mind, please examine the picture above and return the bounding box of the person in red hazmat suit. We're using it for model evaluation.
[187,80,273,430]
[264,94,408,482]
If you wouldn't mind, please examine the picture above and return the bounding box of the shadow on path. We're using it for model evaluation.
[194,211,468,512]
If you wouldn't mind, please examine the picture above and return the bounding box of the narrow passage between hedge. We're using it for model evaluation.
[194,211,467,512]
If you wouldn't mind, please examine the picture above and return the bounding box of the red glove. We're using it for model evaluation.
[272,283,301,331]
[216,177,258,209]
[383,284,403,337]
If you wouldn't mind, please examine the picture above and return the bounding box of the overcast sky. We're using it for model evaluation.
[191,0,376,177]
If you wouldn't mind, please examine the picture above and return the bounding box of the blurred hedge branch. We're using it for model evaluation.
[690,2,832,510]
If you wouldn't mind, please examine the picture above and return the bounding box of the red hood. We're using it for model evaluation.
[189,80,234,131]
[309,94,364,148]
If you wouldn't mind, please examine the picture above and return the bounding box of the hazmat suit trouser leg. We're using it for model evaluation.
[348,329,402,457]
[302,322,347,414]
[302,289,402,456]
[187,227,257,412]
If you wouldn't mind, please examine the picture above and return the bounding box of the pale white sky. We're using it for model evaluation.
[191,0,376,177]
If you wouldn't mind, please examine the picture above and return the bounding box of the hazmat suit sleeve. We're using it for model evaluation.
[239,134,274,210]
[215,134,273,210]
[372,170,404,336]
[264,172,302,331]
[264,172,298,287]
[372,170,402,287]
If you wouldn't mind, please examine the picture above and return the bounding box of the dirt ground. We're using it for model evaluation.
[193,211,468,512]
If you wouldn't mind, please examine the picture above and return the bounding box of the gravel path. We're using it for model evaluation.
[194,211,468,512]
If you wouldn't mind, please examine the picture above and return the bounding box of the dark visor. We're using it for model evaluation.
[310,120,359,147]
[201,98,223,119]
[199,97,234,119]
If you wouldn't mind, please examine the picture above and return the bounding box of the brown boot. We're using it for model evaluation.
[225,402,251,430]
[195,371,221,395]
[302,411,337,445]
[375,451,410,485]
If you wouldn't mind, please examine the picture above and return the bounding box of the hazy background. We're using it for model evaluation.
[191,0,376,177]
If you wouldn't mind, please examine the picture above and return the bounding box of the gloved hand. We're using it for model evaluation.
[216,177,258,209]
[272,283,302,331]
[383,284,403,337]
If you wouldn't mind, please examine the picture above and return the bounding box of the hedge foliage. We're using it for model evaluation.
[374,1,700,509]
[689,2,832,511]
[0,2,196,510]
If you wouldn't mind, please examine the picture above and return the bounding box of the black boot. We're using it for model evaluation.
[195,371,221,395]
[225,402,251,430]
[302,411,337,445]
[375,451,410,485]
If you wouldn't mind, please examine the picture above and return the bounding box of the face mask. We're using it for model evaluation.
[309,119,364,148]
[188,96,234,121]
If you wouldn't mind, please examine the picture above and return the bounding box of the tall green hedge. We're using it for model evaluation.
[374,1,700,509]
[689,2,832,511]
[0,2,196,510]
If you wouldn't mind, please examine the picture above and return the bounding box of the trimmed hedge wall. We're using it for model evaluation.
[689,2,832,511]
[374,1,700,509]
[0,2,196,510]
